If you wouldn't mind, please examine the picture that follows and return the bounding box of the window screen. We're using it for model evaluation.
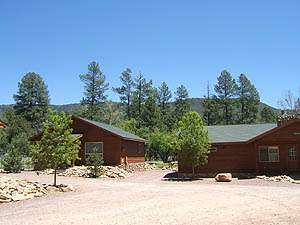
[259,147,269,162]
[288,148,297,160]
[269,147,279,162]
[85,142,103,156]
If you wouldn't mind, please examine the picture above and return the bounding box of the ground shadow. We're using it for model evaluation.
[162,171,203,182]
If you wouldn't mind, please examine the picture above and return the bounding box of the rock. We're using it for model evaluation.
[0,177,47,204]
[215,173,232,182]
[59,166,131,179]
[256,175,298,184]
[11,193,32,201]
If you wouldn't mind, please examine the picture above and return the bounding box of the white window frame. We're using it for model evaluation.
[288,147,297,161]
[85,142,104,158]
[259,146,280,162]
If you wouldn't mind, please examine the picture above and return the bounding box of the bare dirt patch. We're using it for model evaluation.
[0,171,300,225]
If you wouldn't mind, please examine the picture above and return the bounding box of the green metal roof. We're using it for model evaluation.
[206,123,277,143]
[78,117,146,142]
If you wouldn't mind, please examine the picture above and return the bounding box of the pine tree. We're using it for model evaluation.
[158,82,173,130]
[131,72,153,127]
[214,70,237,125]
[174,85,191,122]
[202,82,219,125]
[13,72,50,131]
[140,89,162,130]
[113,68,134,119]
[260,107,277,123]
[80,61,109,120]
[237,74,260,124]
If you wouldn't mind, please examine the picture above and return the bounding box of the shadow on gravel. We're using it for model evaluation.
[162,172,203,182]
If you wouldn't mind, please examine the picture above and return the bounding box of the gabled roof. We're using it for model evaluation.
[74,117,146,142]
[206,123,277,144]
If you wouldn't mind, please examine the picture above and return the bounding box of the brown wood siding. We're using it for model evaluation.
[121,140,145,163]
[254,120,300,172]
[179,120,300,174]
[72,117,122,166]
[178,143,256,174]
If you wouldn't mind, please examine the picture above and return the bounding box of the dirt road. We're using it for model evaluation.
[1,171,299,225]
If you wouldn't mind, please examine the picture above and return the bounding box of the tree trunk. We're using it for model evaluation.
[192,164,195,179]
[54,168,57,186]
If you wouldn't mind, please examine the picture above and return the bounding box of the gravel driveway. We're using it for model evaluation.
[1,171,300,225]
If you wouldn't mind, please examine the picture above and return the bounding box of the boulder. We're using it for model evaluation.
[215,173,232,182]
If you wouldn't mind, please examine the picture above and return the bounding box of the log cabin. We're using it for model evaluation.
[31,116,146,166]
[178,115,300,175]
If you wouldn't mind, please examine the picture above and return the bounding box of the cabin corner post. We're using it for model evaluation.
[254,142,259,174]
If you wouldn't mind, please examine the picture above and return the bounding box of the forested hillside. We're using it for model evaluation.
[0,99,277,117]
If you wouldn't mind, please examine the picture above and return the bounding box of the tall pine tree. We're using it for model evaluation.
[79,61,109,120]
[174,85,191,122]
[113,68,134,119]
[14,72,50,131]
[202,82,219,125]
[214,70,237,125]
[237,74,260,124]
[158,82,172,130]
[131,72,152,127]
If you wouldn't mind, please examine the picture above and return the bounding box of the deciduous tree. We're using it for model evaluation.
[31,110,81,186]
[174,111,210,177]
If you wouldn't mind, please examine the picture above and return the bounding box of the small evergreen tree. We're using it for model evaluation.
[174,111,210,177]
[80,61,109,120]
[31,110,81,186]
[13,72,50,131]
[86,152,104,178]
[1,143,23,173]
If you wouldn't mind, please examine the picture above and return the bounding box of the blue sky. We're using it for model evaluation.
[0,1,299,107]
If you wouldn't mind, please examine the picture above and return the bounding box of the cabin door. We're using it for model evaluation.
[287,145,299,172]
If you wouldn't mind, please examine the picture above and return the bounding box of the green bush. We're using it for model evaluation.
[86,153,104,178]
[1,145,23,173]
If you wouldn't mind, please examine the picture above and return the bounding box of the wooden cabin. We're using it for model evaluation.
[31,116,146,166]
[179,116,300,175]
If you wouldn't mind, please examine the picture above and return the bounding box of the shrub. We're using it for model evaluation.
[86,153,104,178]
[1,145,23,173]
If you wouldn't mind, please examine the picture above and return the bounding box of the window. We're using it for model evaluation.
[259,146,279,162]
[288,148,297,161]
[209,147,217,153]
[85,142,103,157]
